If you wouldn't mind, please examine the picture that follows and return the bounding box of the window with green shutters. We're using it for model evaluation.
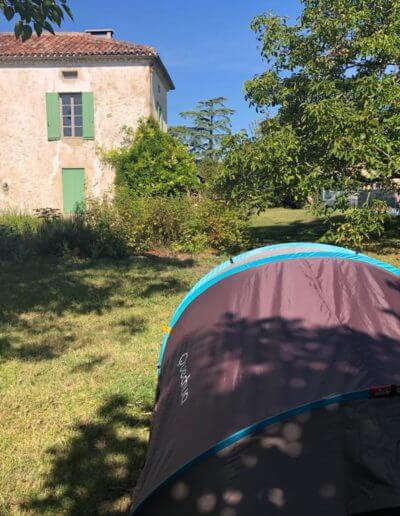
[46,92,94,141]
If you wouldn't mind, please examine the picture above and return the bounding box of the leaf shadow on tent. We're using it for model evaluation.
[384,279,400,322]
[184,312,400,403]
[139,311,400,516]
[145,396,400,516]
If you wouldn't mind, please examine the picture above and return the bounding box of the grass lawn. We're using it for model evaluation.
[1,208,399,514]
[251,207,400,267]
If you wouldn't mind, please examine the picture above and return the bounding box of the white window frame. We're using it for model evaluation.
[59,93,83,138]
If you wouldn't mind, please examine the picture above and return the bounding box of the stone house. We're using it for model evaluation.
[0,29,174,213]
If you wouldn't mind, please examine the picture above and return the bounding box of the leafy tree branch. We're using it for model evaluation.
[1,0,73,41]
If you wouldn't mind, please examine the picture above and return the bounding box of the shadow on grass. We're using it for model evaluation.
[140,278,188,298]
[71,355,109,373]
[251,211,400,258]
[0,262,122,322]
[0,256,191,363]
[141,253,195,269]
[116,316,148,336]
[23,395,152,515]
[0,335,75,362]
[366,217,400,256]
[250,216,328,246]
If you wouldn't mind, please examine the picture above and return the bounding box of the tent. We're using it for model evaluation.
[131,243,400,515]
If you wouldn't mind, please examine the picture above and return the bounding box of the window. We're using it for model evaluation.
[46,92,94,141]
[60,93,83,137]
[62,70,78,79]
[156,102,163,123]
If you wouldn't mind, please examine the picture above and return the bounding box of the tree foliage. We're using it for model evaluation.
[212,0,400,244]
[1,0,73,41]
[324,199,389,250]
[169,97,235,161]
[213,124,303,212]
[105,118,198,197]
[244,0,400,198]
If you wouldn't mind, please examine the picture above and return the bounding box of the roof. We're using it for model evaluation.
[0,32,156,58]
[0,32,174,89]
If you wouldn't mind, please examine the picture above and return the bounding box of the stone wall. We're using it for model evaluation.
[0,60,168,211]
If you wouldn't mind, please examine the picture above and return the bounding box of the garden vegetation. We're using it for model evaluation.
[0,119,250,260]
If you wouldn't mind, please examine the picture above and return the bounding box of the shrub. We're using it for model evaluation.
[195,199,250,253]
[118,195,250,255]
[322,200,389,250]
[0,211,40,260]
[112,194,248,254]
[80,201,135,258]
[0,195,250,261]
[0,204,131,260]
[104,118,198,197]
[126,195,193,249]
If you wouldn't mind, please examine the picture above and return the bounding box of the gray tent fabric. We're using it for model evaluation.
[131,244,400,515]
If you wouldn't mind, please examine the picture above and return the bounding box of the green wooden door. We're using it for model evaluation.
[62,168,85,214]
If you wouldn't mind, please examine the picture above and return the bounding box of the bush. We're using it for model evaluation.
[35,208,130,259]
[195,199,250,253]
[0,211,40,260]
[115,194,250,255]
[123,195,194,250]
[104,118,198,197]
[322,200,389,250]
[0,196,250,261]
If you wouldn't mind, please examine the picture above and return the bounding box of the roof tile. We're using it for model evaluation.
[0,32,157,59]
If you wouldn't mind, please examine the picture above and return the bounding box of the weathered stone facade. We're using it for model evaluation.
[0,32,173,212]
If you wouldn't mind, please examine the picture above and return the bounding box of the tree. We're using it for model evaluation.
[1,0,73,41]
[244,1,400,200]
[169,97,235,161]
[215,0,400,245]
[104,118,198,197]
[213,124,303,213]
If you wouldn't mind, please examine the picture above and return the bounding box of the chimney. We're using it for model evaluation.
[85,29,114,39]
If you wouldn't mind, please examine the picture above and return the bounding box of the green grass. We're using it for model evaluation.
[0,254,220,514]
[251,207,400,267]
[251,207,328,245]
[0,208,399,514]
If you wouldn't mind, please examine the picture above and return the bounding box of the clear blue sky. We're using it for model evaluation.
[8,0,302,131]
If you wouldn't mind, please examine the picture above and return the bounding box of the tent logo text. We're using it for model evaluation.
[177,352,190,405]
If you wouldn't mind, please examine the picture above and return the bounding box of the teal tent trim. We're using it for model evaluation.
[195,242,354,290]
[157,246,400,371]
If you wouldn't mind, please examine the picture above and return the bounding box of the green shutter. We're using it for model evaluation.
[46,93,60,141]
[82,92,95,140]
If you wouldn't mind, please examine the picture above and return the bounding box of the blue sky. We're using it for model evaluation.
[8,0,302,131]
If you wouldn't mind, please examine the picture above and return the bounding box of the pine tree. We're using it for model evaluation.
[169,97,235,160]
